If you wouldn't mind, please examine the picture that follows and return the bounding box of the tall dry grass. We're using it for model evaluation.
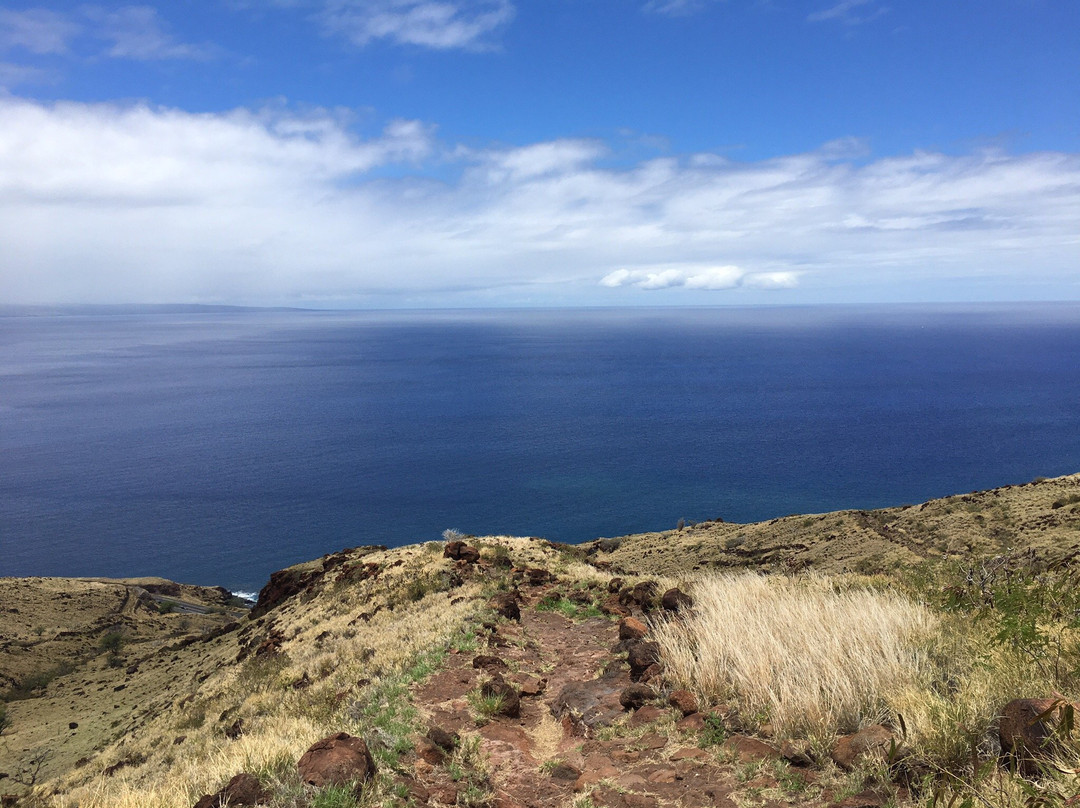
[652,572,938,738]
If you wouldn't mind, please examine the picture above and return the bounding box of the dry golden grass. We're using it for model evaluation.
[652,572,938,738]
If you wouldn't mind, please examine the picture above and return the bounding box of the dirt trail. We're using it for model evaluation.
[408,584,852,808]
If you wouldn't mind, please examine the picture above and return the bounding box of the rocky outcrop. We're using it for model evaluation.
[999,698,1078,771]
[249,568,322,620]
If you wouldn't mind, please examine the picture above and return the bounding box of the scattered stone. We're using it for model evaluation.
[216,773,269,806]
[599,595,631,618]
[661,587,694,613]
[548,762,583,783]
[481,676,521,718]
[607,577,624,593]
[626,640,660,681]
[553,679,625,730]
[619,683,657,711]
[722,735,781,763]
[618,617,648,641]
[225,718,245,740]
[472,654,509,672]
[426,726,459,752]
[512,674,546,696]
[297,733,376,788]
[832,790,889,808]
[489,591,521,621]
[676,712,706,733]
[668,689,698,716]
[627,705,666,727]
[669,747,709,762]
[291,672,311,690]
[830,725,895,770]
[415,738,446,765]
[521,567,554,586]
[68,722,79,730]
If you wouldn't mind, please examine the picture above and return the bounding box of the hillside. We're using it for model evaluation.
[594,473,1080,575]
[2,474,1079,808]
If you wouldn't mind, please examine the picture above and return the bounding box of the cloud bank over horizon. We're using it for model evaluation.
[1,96,1078,307]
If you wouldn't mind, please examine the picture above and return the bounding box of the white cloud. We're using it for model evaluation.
[0,8,79,54]
[0,96,1078,306]
[642,0,712,17]
[320,0,514,50]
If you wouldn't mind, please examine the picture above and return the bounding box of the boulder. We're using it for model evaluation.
[661,588,694,613]
[619,683,657,711]
[999,698,1077,769]
[443,541,480,563]
[618,617,648,642]
[607,577,625,593]
[297,733,376,788]
[426,726,459,752]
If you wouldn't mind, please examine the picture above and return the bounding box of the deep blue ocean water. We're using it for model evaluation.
[3,304,1080,595]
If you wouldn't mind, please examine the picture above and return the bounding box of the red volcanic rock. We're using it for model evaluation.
[297,733,376,788]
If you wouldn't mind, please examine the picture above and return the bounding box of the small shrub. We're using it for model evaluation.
[99,631,124,654]
[442,528,466,543]
[467,688,505,723]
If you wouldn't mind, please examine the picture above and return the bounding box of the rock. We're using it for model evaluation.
[443,540,468,559]
[548,762,583,782]
[481,676,521,718]
[553,679,625,729]
[627,704,666,727]
[512,674,546,696]
[676,712,706,732]
[69,721,79,730]
[297,733,376,788]
[999,698,1077,768]
[489,591,521,621]
[619,683,657,711]
[521,567,554,586]
[458,545,481,563]
[192,773,269,807]
[626,640,660,681]
[618,617,648,641]
[599,595,631,618]
[607,577,625,593]
[415,738,444,765]
[225,718,245,740]
[596,539,622,553]
[722,735,780,763]
[830,725,895,770]
[667,689,698,716]
[426,726,459,752]
[220,773,269,806]
[472,654,509,672]
[250,568,322,619]
[661,587,694,612]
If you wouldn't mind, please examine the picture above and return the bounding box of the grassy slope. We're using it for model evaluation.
[596,472,1080,576]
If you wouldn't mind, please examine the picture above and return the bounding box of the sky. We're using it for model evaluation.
[0,0,1077,307]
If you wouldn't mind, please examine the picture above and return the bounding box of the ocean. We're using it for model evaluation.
[3,304,1080,595]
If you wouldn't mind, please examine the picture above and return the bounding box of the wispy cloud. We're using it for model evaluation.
[808,0,888,25]
[642,0,714,17]
[0,97,1077,305]
[0,6,211,63]
[84,6,215,60]
[0,8,79,54]
[320,0,514,50]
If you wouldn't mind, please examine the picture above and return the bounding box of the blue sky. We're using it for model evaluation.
[0,0,1077,307]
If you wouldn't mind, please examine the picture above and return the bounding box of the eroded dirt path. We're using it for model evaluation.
[406,582,856,808]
